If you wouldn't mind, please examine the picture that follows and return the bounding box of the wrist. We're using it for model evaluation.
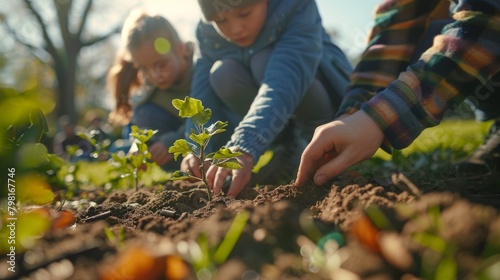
[229,146,254,165]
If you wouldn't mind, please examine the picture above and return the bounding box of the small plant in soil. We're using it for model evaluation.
[111,125,157,191]
[192,211,250,274]
[168,96,242,201]
[104,226,125,249]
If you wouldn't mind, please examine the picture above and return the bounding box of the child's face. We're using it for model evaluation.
[212,1,267,47]
[131,38,184,90]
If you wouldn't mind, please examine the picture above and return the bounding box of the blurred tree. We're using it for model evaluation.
[0,0,135,122]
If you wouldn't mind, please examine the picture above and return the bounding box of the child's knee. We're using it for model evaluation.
[134,103,181,131]
[209,59,246,97]
[209,59,258,116]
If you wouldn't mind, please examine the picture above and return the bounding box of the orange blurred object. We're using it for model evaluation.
[29,207,76,232]
[100,246,195,280]
[350,214,381,253]
[100,247,166,280]
[165,255,192,280]
[52,210,76,231]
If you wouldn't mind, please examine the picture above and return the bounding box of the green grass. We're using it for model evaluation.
[374,119,491,160]
[352,119,492,186]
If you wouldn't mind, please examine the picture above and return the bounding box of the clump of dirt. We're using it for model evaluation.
[1,175,500,280]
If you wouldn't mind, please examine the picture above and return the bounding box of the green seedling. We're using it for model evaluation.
[60,144,81,199]
[111,125,157,191]
[168,97,242,201]
[104,226,126,249]
[411,206,458,280]
[192,211,250,275]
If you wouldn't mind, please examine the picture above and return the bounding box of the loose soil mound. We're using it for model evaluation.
[1,174,499,280]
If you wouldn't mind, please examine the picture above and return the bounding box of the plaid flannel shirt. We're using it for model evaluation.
[338,0,500,150]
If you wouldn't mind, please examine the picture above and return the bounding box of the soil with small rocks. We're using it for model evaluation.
[1,173,500,280]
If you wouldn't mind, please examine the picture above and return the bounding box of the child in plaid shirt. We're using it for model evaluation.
[296,0,500,186]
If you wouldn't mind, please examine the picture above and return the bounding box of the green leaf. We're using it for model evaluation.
[77,132,97,146]
[205,152,216,159]
[17,174,54,205]
[31,109,49,134]
[46,154,65,169]
[365,205,395,231]
[172,96,204,118]
[194,232,211,271]
[206,121,228,135]
[28,109,49,142]
[147,129,157,139]
[169,139,196,161]
[435,256,457,280]
[192,108,212,126]
[66,145,79,156]
[412,232,446,253]
[16,143,48,168]
[129,125,157,143]
[111,153,127,166]
[15,211,51,252]
[130,155,144,168]
[104,227,116,243]
[131,125,139,134]
[215,160,242,170]
[392,149,410,169]
[189,132,211,147]
[137,142,148,154]
[210,147,243,160]
[170,170,192,180]
[213,211,250,264]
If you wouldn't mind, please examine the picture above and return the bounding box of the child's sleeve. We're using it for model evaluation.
[226,0,325,161]
[361,4,500,150]
[185,23,228,151]
[159,123,185,149]
[338,0,445,116]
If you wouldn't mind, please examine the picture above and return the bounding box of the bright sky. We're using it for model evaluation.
[139,0,381,57]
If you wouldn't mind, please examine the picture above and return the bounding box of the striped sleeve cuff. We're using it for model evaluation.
[360,80,431,151]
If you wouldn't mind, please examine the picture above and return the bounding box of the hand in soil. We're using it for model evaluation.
[295,110,384,186]
[207,152,254,197]
[181,153,209,180]
[149,142,174,166]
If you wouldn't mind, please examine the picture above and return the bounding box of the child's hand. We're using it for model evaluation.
[295,110,384,186]
[181,153,202,179]
[206,152,254,198]
[149,142,174,166]
[180,153,208,180]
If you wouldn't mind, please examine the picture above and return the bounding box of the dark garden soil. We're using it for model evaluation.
[2,172,500,280]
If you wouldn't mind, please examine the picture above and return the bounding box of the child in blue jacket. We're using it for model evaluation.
[182,0,352,197]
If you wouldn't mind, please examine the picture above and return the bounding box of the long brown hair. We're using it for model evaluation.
[107,11,183,126]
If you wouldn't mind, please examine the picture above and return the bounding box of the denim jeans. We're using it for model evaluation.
[133,102,183,143]
[209,46,336,143]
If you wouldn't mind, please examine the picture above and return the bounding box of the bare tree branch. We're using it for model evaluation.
[77,0,93,40]
[81,24,120,47]
[54,0,74,52]
[1,21,36,51]
[0,19,46,63]
[22,0,58,59]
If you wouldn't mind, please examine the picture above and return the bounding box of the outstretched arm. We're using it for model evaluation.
[297,1,500,185]
[295,110,384,186]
